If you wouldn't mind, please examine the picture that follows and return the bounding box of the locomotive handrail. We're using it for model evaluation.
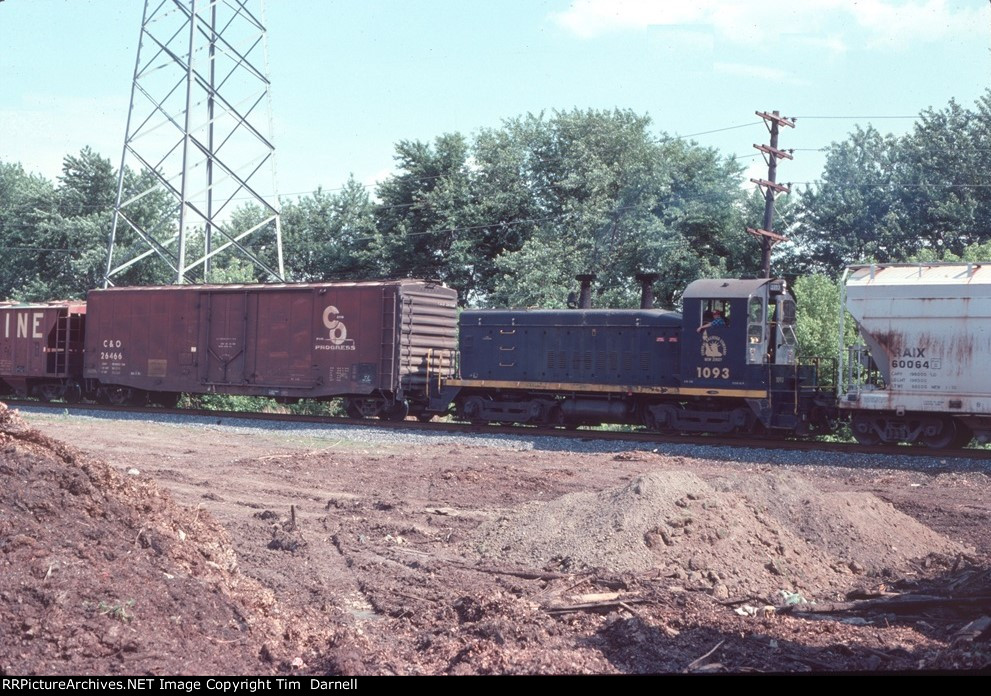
[836,267,851,400]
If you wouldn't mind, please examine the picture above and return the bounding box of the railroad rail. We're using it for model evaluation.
[6,398,991,462]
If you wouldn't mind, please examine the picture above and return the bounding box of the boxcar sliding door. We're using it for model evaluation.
[201,291,248,386]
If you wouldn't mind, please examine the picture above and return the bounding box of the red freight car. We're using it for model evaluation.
[83,280,458,417]
[0,301,86,401]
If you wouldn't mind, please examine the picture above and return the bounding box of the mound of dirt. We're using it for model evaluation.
[471,470,969,601]
[0,403,336,675]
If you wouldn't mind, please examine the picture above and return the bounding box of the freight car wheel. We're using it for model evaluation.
[921,418,958,450]
[381,400,410,422]
[344,397,383,419]
[850,414,881,446]
[36,384,62,403]
[63,382,82,404]
[100,386,144,407]
[952,423,974,448]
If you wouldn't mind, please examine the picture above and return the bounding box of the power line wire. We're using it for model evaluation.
[671,122,760,138]
[792,115,919,119]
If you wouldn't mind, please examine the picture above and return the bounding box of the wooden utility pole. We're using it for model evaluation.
[747,110,795,278]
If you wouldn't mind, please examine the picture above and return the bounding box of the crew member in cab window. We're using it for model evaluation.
[697,308,726,333]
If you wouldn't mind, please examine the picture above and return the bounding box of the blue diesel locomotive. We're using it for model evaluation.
[429,277,833,436]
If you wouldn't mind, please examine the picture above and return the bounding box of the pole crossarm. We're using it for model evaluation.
[756,110,796,130]
[750,178,792,195]
[746,227,789,243]
[753,143,793,161]
[749,110,794,278]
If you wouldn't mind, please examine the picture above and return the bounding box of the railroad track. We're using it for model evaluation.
[6,398,991,461]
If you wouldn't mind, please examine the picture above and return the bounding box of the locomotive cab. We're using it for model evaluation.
[681,278,794,389]
[680,278,820,434]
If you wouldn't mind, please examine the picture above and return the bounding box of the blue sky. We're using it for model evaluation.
[1,0,989,202]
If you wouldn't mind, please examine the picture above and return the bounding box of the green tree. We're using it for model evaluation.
[895,99,980,258]
[368,134,474,286]
[352,109,751,308]
[0,162,60,298]
[486,110,750,308]
[792,126,905,275]
[796,90,991,275]
[792,273,860,386]
[0,149,180,301]
[280,178,378,281]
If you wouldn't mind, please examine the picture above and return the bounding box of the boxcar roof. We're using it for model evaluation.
[89,279,446,293]
[0,301,86,311]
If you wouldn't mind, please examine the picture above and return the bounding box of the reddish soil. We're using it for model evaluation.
[3,406,990,675]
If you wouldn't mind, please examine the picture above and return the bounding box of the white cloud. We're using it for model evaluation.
[551,0,986,49]
[790,34,848,56]
[846,0,984,47]
[714,62,808,86]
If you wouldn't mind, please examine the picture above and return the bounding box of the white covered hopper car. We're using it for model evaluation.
[840,262,991,447]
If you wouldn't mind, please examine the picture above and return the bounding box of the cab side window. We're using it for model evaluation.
[700,299,730,328]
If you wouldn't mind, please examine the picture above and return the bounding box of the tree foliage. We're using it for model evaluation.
[9,93,991,319]
[357,109,752,307]
[280,178,377,281]
[0,148,260,300]
[791,90,991,276]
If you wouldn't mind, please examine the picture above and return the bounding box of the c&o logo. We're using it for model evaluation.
[317,306,356,351]
[322,305,348,345]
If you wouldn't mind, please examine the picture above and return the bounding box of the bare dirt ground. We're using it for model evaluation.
[3,406,990,675]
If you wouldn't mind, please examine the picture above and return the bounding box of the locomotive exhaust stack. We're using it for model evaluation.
[635,272,659,310]
[575,273,596,309]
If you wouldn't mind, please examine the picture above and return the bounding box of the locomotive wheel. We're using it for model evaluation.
[460,396,487,424]
[642,409,660,432]
[850,414,881,446]
[746,421,772,439]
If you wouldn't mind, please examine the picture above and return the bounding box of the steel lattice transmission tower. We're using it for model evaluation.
[106,0,285,286]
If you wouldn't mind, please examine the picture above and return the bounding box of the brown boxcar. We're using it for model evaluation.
[0,301,86,401]
[83,280,457,416]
